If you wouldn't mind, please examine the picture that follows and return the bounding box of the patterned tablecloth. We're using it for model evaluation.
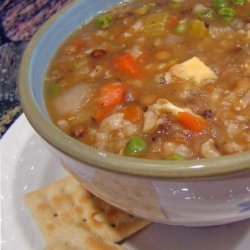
[0,0,72,137]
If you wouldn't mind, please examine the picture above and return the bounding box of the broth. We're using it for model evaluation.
[45,0,250,160]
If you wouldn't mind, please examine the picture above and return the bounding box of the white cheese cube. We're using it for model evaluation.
[170,56,217,86]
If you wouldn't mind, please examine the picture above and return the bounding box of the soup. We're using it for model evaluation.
[45,0,250,160]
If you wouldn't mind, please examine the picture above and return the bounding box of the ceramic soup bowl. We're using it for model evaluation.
[19,0,250,226]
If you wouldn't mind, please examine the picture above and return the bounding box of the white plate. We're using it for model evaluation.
[1,114,250,250]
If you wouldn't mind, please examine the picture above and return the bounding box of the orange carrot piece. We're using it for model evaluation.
[95,106,113,122]
[98,82,126,108]
[95,82,126,121]
[177,112,206,132]
[123,105,143,123]
[167,15,179,29]
[114,54,143,77]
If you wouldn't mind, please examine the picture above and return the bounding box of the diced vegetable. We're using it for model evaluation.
[152,99,206,132]
[231,0,247,6]
[95,106,113,122]
[98,82,126,107]
[93,14,113,29]
[189,19,208,37]
[125,136,147,156]
[168,1,182,9]
[122,105,143,123]
[152,99,185,115]
[167,15,179,29]
[52,83,92,116]
[114,54,143,77]
[177,111,206,132]
[193,3,207,13]
[135,6,149,16]
[143,12,168,37]
[212,0,229,9]
[170,56,217,86]
[173,22,187,35]
[218,7,236,22]
[218,7,236,16]
[142,110,158,133]
[201,139,221,158]
[166,154,186,160]
[99,112,124,132]
[48,83,61,94]
[197,9,215,21]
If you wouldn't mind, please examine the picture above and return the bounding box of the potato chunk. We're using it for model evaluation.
[53,83,92,116]
[143,110,158,133]
[170,56,217,86]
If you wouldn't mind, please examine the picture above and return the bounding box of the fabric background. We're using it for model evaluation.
[0,0,72,137]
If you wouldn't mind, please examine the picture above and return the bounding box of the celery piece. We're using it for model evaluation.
[189,19,208,37]
[212,0,229,9]
[93,14,112,29]
[168,1,182,9]
[143,12,168,37]
[173,23,187,35]
[48,83,61,94]
[218,7,236,17]
[231,0,247,6]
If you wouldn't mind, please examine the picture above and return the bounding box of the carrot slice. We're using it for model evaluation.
[95,106,113,122]
[167,15,179,29]
[98,82,126,108]
[177,111,206,132]
[123,105,143,123]
[95,82,126,121]
[114,54,143,78]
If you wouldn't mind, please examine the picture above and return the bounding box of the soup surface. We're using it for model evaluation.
[45,0,250,160]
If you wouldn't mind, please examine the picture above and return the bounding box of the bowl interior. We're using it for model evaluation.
[19,0,250,179]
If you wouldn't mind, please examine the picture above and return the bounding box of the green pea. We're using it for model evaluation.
[212,0,229,9]
[166,154,186,161]
[93,14,113,29]
[218,7,236,22]
[48,83,61,94]
[231,0,247,5]
[218,7,236,17]
[173,23,187,35]
[125,136,147,156]
[197,9,215,21]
